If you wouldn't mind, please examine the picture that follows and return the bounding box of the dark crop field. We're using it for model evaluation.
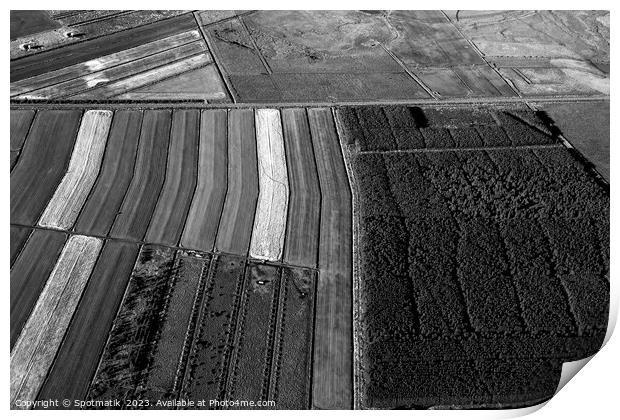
[337,105,609,409]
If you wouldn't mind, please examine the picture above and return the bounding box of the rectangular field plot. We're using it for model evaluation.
[83,246,317,409]
[12,107,343,263]
[10,13,229,102]
[343,106,609,408]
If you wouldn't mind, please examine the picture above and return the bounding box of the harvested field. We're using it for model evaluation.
[10,12,229,102]
[336,105,609,409]
[10,105,351,410]
[10,230,67,348]
[38,241,140,405]
[11,235,102,408]
[11,11,610,103]
[11,11,191,59]
[38,110,113,230]
[9,108,346,262]
[180,110,228,251]
[8,11,610,410]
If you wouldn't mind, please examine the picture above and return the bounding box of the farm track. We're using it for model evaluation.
[9,103,608,410]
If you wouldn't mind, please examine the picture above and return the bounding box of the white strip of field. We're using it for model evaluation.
[39,110,113,230]
[250,109,290,261]
[10,235,103,409]
[72,53,213,99]
[10,30,202,98]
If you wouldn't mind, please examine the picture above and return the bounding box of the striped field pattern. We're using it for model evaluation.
[11,12,229,102]
[10,104,608,409]
[10,106,352,409]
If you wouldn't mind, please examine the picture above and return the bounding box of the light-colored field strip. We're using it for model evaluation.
[71,53,213,99]
[19,42,208,100]
[11,30,202,98]
[250,109,290,261]
[113,65,228,101]
[39,110,113,230]
[10,235,103,409]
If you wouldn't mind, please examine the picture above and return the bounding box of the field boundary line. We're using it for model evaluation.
[332,107,363,409]
[192,11,238,103]
[9,94,610,109]
[356,143,564,154]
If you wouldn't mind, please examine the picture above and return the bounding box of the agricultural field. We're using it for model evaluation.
[10,10,609,102]
[10,103,609,409]
[10,11,229,102]
[9,9,610,412]
[10,107,351,409]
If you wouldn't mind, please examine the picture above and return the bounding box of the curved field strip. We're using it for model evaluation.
[10,230,67,348]
[11,30,201,97]
[10,110,81,225]
[281,108,321,268]
[74,110,143,236]
[9,110,35,169]
[39,110,113,230]
[307,108,353,409]
[180,110,228,252]
[215,109,259,256]
[37,241,138,405]
[250,109,289,261]
[10,235,102,408]
[110,110,171,241]
[145,109,199,246]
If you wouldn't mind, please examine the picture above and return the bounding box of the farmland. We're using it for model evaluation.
[9,103,609,409]
[10,107,350,410]
[9,9,610,412]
